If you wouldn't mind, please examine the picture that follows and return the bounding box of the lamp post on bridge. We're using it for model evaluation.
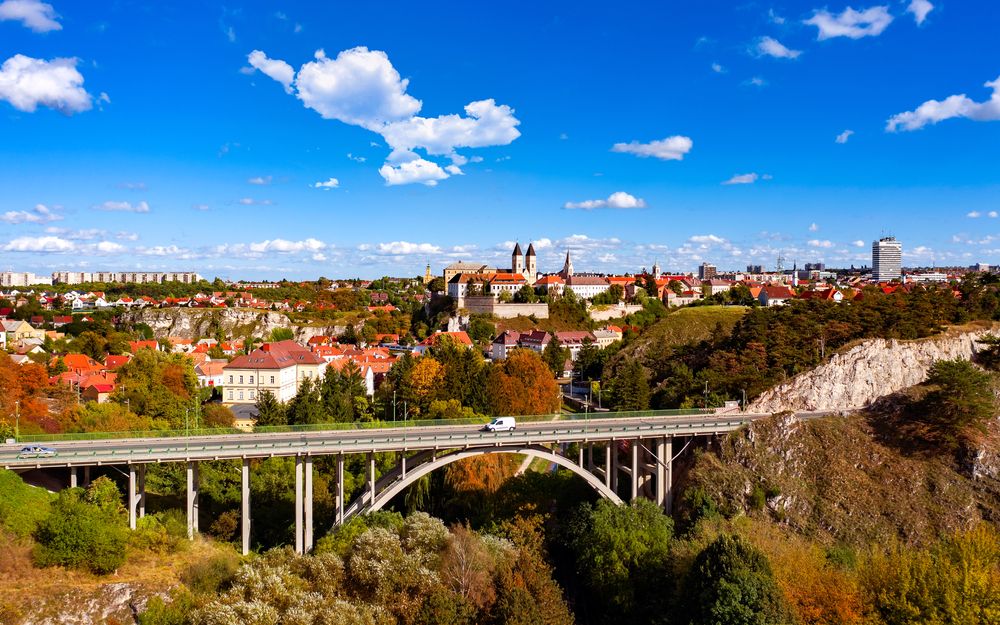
[14,400,19,442]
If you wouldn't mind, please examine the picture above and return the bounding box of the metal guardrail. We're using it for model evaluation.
[11,408,714,443]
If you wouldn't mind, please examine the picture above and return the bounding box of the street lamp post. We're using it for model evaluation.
[14,400,19,442]
[741,389,747,411]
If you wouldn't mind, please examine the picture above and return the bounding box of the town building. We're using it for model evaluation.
[698,262,717,280]
[51,271,202,285]
[564,275,610,299]
[871,237,902,282]
[222,340,327,405]
[0,272,52,287]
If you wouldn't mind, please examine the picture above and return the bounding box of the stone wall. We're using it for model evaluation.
[461,297,549,319]
[587,303,643,321]
[123,308,351,341]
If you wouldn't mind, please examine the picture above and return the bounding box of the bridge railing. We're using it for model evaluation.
[12,408,715,443]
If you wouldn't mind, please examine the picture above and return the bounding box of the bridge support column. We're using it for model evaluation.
[138,464,146,519]
[630,440,639,501]
[336,454,344,526]
[578,446,584,468]
[83,466,91,487]
[655,439,666,509]
[368,453,376,505]
[70,467,78,488]
[611,443,619,493]
[128,464,137,530]
[295,456,304,554]
[587,443,594,472]
[604,445,612,489]
[304,456,313,553]
[186,461,199,539]
[663,437,673,515]
[241,458,250,556]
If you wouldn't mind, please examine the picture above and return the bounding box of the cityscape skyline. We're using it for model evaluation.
[1,1,999,279]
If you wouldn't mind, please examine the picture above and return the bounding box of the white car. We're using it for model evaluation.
[483,417,516,432]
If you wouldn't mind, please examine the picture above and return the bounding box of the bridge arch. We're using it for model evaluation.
[350,445,623,521]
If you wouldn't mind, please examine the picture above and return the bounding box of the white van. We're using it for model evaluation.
[484,417,516,432]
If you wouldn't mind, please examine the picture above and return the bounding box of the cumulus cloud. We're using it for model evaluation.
[853,240,866,247]
[96,200,150,213]
[611,135,693,161]
[809,223,819,232]
[755,36,802,59]
[378,154,449,186]
[887,75,1000,132]
[246,50,295,93]
[1,203,61,224]
[689,234,726,244]
[804,6,893,39]
[723,173,760,185]
[245,46,521,185]
[711,62,725,73]
[564,191,647,210]
[746,76,767,87]
[0,0,60,32]
[991,211,999,218]
[3,235,75,252]
[968,211,982,218]
[835,129,854,143]
[192,203,210,211]
[907,0,933,25]
[808,239,834,248]
[0,54,92,114]
[139,245,186,256]
[248,175,272,185]
[312,177,340,190]
[238,198,273,206]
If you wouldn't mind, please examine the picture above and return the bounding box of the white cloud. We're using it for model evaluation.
[804,6,893,40]
[378,155,449,186]
[853,240,866,247]
[139,245,186,256]
[564,191,647,210]
[3,235,74,252]
[95,241,125,254]
[238,198,273,206]
[247,46,521,186]
[118,181,146,191]
[347,152,366,163]
[689,234,726,244]
[746,76,767,87]
[0,0,60,32]
[968,211,982,218]
[809,223,819,232]
[115,231,139,241]
[723,173,759,185]
[755,36,802,59]
[250,238,325,253]
[96,200,150,213]
[991,211,999,218]
[367,241,442,255]
[192,203,210,211]
[0,203,61,224]
[611,135,693,161]
[711,62,725,73]
[907,0,933,25]
[248,175,272,185]
[312,177,340,190]
[0,54,92,114]
[887,75,1000,132]
[769,8,786,24]
[246,50,295,93]
[835,129,854,143]
[808,239,834,248]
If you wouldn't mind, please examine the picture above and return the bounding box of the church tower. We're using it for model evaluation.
[512,242,525,276]
[652,260,661,280]
[423,263,432,285]
[560,250,574,278]
[525,243,537,285]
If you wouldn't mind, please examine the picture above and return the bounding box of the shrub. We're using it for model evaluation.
[131,509,188,554]
[0,468,52,538]
[33,480,128,574]
[181,551,240,595]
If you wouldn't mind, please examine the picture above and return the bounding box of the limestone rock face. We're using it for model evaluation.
[748,324,1000,414]
[123,308,352,341]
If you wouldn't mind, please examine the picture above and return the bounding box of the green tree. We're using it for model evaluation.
[684,534,792,625]
[563,499,674,621]
[33,477,128,574]
[514,284,538,303]
[287,378,325,425]
[919,359,995,447]
[269,327,294,342]
[254,390,286,426]
[427,276,445,293]
[606,359,650,411]
[542,337,569,377]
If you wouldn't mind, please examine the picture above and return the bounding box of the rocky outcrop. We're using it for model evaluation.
[122,307,352,341]
[16,582,164,625]
[748,324,1000,414]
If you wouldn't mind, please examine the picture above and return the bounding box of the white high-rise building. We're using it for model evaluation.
[0,272,52,287]
[872,237,902,282]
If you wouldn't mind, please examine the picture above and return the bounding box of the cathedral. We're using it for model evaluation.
[511,242,538,285]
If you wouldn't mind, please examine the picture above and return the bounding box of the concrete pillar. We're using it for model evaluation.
[186,461,199,539]
[401,453,407,478]
[128,464,137,530]
[578,445,584,468]
[70,467,78,488]
[83,465,91,487]
[241,458,250,556]
[368,453,376,506]
[336,454,344,525]
[604,445,612,489]
[295,456,304,554]
[664,437,674,515]
[630,440,639,501]
[587,443,594,472]
[138,464,146,519]
[611,442,619,493]
[304,456,313,553]
[655,439,666,508]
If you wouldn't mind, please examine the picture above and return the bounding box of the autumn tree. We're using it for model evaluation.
[542,337,570,377]
[486,350,560,416]
[409,357,444,415]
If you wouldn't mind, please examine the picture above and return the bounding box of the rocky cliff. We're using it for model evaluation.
[748,323,1000,414]
[122,307,352,341]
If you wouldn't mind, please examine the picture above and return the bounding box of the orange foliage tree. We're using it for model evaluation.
[0,357,58,433]
[486,350,560,416]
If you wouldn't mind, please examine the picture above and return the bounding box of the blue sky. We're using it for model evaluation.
[0,0,998,280]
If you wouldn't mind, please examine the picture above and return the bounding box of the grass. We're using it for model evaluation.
[0,469,54,538]
[640,305,748,349]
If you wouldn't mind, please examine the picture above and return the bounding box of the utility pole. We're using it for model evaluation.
[393,391,396,422]
[741,389,747,411]
[14,400,19,442]
[703,381,709,410]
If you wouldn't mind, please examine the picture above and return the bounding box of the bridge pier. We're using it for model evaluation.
[127,464,146,529]
[604,444,612,489]
[612,443,619,493]
[128,464,137,529]
[368,452,375,504]
[241,458,250,555]
[138,464,146,520]
[70,467,78,488]
[305,456,313,553]
[336,454,344,525]
[295,456,303,554]
[662,437,673,514]
[83,466,90,487]
[186,461,199,539]
[630,440,639,501]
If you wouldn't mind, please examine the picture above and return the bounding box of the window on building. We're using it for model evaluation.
[228,375,233,384]
[238,391,244,400]
[239,375,244,384]
[249,390,255,400]
[249,376,254,384]
[227,390,233,400]
[270,375,275,384]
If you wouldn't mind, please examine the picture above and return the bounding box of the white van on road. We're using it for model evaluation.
[483,417,516,432]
